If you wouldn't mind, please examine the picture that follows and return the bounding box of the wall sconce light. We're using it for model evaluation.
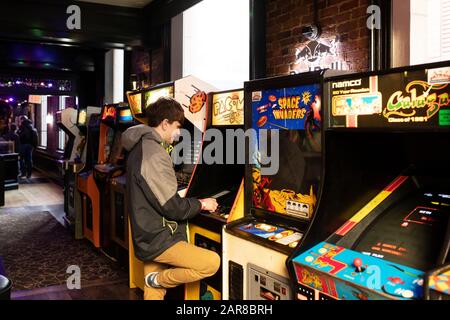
[46,113,54,125]
[301,24,322,41]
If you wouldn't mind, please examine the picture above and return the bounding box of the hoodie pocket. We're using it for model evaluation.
[162,217,178,236]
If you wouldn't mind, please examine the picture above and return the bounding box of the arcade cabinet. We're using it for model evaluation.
[78,112,102,247]
[56,107,82,218]
[66,107,100,239]
[185,89,246,300]
[108,105,136,253]
[90,103,133,254]
[222,70,340,300]
[0,140,19,191]
[287,62,450,300]
[126,76,217,297]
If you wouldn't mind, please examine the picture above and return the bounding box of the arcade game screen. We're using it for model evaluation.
[251,84,322,221]
[353,188,450,271]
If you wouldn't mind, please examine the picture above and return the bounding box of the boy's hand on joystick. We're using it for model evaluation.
[199,198,218,213]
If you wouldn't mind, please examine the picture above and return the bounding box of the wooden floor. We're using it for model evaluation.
[3,173,64,208]
[1,171,144,300]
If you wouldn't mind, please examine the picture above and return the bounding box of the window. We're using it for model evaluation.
[39,96,48,148]
[392,0,450,67]
[411,0,450,64]
[181,0,250,90]
[58,96,67,151]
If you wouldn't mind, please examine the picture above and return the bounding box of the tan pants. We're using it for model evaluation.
[143,241,221,300]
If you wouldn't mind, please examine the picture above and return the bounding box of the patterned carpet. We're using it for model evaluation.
[0,211,127,291]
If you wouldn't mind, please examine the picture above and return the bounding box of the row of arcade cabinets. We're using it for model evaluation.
[126,76,247,300]
[223,70,340,300]
[56,106,100,238]
[286,61,450,300]
[78,103,135,261]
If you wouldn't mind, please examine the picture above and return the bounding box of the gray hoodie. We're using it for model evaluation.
[123,124,201,262]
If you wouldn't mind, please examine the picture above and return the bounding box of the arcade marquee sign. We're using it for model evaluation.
[330,67,450,128]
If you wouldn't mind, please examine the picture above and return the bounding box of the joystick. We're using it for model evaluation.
[354,258,363,273]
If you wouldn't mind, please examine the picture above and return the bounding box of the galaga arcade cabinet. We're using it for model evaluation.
[126,76,217,295]
[185,89,246,300]
[223,71,335,300]
[60,107,100,238]
[288,62,450,300]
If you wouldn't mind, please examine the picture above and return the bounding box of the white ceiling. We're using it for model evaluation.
[77,0,154,8]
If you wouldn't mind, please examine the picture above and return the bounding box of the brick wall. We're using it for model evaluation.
[266,0,371,76]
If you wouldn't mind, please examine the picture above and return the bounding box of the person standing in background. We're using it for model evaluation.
[18,116,38,178]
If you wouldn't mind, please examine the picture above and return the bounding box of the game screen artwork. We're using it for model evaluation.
[144,86,174,110]
[128,92,142,115]
[354,191,450,271]
[251,84,322,220]
[330,66,450,129]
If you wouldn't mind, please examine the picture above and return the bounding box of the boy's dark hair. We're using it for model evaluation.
[10,123,17,131]
[146,97,185,127]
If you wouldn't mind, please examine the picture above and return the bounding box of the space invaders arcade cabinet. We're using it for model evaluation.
[287,61,450,300]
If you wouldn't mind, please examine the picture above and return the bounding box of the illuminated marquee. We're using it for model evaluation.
[384,81,449,123]
[102,105,116,121]
[212,90,244,126]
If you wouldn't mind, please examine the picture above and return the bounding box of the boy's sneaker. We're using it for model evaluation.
[145,272,163,289]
